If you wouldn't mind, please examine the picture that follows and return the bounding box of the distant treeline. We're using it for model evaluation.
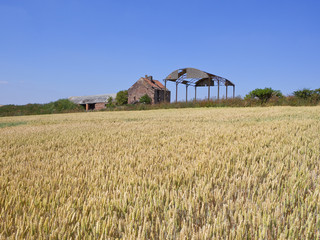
[1,88,320,117]
[0,99,84,117]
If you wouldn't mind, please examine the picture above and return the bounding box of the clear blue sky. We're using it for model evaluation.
[0,0,319,104]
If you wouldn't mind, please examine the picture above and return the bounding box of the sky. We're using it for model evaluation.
[0,0,320,105]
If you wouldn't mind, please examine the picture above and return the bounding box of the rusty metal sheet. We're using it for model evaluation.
[164,68,235,87]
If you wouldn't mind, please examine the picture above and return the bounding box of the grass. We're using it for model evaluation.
[0,106,320,239]
[0,121,27,128]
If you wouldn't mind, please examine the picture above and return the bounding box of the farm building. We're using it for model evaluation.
[164,67,235,102]
[128,75,170,104]
[69,93,116,110]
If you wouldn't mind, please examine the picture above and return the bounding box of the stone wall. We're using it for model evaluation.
[128,78,155,104]
[128,77,171,104]
[94,102,106,110]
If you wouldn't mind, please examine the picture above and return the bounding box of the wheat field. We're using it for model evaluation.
[0,106,320,239]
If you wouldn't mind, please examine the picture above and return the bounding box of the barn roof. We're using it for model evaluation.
[69,93,116,104]
[164,67,234,87]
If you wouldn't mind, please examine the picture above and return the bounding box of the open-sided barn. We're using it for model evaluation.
[164,67,235,102]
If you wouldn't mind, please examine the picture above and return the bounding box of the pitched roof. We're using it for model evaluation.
[143,78,167,90]
[69,93,116,104]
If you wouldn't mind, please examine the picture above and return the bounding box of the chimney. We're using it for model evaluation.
[145,75,153,81]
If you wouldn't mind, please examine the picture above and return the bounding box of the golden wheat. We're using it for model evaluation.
[0,106,320,239]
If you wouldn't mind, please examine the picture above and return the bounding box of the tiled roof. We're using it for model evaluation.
[153,80,165,89]
[143,78,167,90]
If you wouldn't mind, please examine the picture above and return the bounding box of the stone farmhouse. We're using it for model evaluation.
[128,75,170,104]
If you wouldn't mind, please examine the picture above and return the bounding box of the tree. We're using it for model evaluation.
[139,94,152,104]
[314,88,320,101]
[245,88,283,103]
[106,96,114,107]
[51,99,82,112]
[115,90,128,105]
[293,89,314,99]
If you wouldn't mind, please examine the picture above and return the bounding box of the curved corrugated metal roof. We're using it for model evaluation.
[164,67,235,87]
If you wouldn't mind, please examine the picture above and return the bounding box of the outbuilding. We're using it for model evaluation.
[69,94,116,111]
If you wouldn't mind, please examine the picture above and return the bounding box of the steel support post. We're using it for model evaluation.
[226,85,228,99]
[208,78,211,100]
[195,86,197,102]
[186,85,188,103]
[233,85,235,98]
[217,80,220,101]
[176,82,178,103]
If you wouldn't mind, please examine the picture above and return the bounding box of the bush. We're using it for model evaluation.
[139,94,152,104]
[106,96,114,108]
[293,89,314,99]
[116,90,128,105]
[292,88,320,103]
[245,88,283,103]
[0,99,84,117]
[51,99,81,112]
[314,88,320,101]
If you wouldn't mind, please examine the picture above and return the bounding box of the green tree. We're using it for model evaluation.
[139,94,152,104]
[312,88,320,101]
[115,90,128,105]
[293,89,314,99]
[51,99,81,112]
[245,88,283,103]
[106,96,114,107]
